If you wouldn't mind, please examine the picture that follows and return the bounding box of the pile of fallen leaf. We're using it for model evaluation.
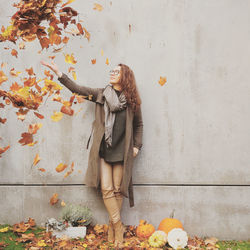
[0,217,221,250]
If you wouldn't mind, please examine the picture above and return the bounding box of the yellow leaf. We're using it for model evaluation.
[0,70,8,85]
[1,25,14,39]
[44,79,63,91]
[37,240,47,247]
[93,3,103,11]
[72,71,77,80]
[33,153,41,166]
[17,87,30,98]
[61,0,75,8]
[61,200,66,207]
[51,111,63,122]
[0,226,9,232]
[105,58,109,65]
[56,163,68,172]
[158,76,167,86]
[101,49,104,56]
[64,53,77,64]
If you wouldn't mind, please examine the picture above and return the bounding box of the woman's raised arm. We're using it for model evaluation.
[40,60,102,102]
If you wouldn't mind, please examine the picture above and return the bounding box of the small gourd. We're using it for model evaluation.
[148,230,167,248]
[136,219,155,239]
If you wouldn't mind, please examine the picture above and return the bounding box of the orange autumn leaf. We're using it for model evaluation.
[69,94,75,104]
[61,105,74,116]
[18,132,33,146]
[39,37,50,49]
[0,71,8,85]
[51,111,63,122]
[1,62,7,68]
[25,67,35,76]
[49,55,56,60]
[10,82,22,92]
[68,67,75,73]
[64,162,74,178]
[0,145,10,158]
[38,168,45,172]
[50,193,59,205]
[62,36,69,44]
[82,26,90,41]
[105,58,109,65]
[56,163,68,172]
[91,59,96,64]
[77,23,84,35]
[28,123,42,135]
[93,3,103,11]
[11,49,18,58]
[64,53,77,64]
[0,117,7,124]
[61,200,66,206]
[10,68,21,77]
[16,108,29,121]
[33,153,41,166]
[34,112,44,119]
[61,0,76,8]
[158,76,167,86]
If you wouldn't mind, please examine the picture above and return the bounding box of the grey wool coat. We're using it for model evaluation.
[58,73,143,207]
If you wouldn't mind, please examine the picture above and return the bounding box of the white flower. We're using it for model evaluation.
[167,228,188,249]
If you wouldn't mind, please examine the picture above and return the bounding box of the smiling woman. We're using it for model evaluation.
[40,60,143,248]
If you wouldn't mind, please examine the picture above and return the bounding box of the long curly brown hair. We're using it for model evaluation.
[118,63,141,112]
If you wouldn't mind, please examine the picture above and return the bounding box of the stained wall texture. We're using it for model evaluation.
[0,0,250,240]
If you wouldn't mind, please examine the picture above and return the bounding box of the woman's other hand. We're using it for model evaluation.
[40,60,62,77]
[133,147,139,157]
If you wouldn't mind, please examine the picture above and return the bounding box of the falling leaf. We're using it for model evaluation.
[0,71,8,85]
[50,193,59,205]
[64,53,77,64]
[1,62,7,68]
[28,123,42,135]
[26,67,35,76]
[34,112,44,119]
[82,26,90,41]
[33,153,41,166]
[10,82,22,92]
[10,68,21,77]
[91,59,96,64]
[77,23,84,35]
[11,49,18,58]
[0,145,10,158]
[49,55,56,60]
[93,3,103,11]
[101,49,104,56]
[61,0,76,8]
[56,163,68,172]
[76,95,85,103]
[68,67,75,72]
[105,58,109,65]
[61,105,74,116]
[16,108,29,121]
[62,36,69,44]
[38,168,45,172]
[64,162,74,178]
[39,37,50,49]
[72,71,77,80]
[51,111,63,122]
[158,76,167,86]
[18,133,33,146]
[0,117,7,124]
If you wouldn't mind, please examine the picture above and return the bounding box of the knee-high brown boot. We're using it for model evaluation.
[107,196,123,242]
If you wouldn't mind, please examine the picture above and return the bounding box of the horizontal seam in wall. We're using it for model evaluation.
[0,184,249,186]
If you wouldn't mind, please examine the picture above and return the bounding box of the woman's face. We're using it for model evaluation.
[109,65,121,85]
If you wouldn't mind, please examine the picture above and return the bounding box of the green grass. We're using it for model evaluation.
[1,224,250,249]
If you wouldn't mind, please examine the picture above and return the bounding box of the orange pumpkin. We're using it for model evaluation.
[158,218,184,235]
[136,219,155,239]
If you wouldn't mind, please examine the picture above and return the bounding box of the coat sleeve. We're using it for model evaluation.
[133,106,143,150]
[58,73,103,102]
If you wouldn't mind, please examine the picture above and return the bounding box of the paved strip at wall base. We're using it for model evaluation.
[0,185,249,240]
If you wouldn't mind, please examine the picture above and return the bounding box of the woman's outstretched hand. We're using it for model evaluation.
[40,60,62,78]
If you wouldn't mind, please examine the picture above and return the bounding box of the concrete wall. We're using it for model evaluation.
[0,0,250,240]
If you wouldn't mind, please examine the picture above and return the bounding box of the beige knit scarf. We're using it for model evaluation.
[103,84,127,148]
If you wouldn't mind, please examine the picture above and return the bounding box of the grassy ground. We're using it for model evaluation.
[0,224,250,249]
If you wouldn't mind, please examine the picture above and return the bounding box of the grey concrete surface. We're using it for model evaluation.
[0,0,250,239]
[0,186,249,240]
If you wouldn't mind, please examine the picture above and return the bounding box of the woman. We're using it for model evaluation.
[41,60,143,248]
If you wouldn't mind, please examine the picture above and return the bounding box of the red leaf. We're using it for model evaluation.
[18,132,33,146]
[61,105,74,116]
[34,112,44,119]
[11,49,18,58]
